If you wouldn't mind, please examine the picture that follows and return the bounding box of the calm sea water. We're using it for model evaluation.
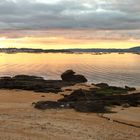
[0,53,140,87]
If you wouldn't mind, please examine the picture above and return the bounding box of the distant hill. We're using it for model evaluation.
[68,46,140,53]
[0,46,140,53]
[0,48,71,53]
[129,46,140,52]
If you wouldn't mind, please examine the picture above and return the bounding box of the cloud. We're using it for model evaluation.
[0,0,140,30]
[1,29,140,41]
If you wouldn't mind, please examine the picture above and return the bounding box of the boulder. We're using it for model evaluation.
[125,86,136,91]
[95,83,109,88]
[61,70,87,83]
[0,75,74,93]
[61,70,75,78]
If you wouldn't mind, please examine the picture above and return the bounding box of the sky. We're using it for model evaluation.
[0,0,140,49]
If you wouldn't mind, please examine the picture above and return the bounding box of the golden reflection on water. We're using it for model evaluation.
[0,52,139,64]
[0,53,140,87]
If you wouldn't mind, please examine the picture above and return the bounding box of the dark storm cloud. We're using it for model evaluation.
[0,0,140,30]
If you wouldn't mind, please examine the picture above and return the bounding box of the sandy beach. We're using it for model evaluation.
[0,88,139,140]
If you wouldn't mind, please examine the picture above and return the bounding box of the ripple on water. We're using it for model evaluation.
[0,53,140,87]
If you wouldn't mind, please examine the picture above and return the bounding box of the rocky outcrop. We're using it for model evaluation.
[0,75,75,93]
[13,75,44,81]
[33,101,70,110]
[0,70,88,92]
[95,83,109,88]
[61,70,87,83]
[125,86,136,91]
[95,83,136,93]
[33,86,140,113]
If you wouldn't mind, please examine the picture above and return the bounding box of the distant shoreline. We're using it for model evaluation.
[0,46,140,53]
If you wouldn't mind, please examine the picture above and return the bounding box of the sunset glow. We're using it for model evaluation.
[0,0,140,49]
[0,29,140,49]
[0,1,140,138]
[0,37,140,49]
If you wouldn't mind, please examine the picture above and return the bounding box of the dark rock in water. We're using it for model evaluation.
[61,70,75,79]
[125,86,136,91]
[13,75,44,81]
[61,70,87,83]
[0,75,75,93]
[95,83,109,88]
[72,75,87,82]
[0,76,12,80]
[0,71,87,93]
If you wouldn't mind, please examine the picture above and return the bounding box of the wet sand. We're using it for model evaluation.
[0,89,140,140]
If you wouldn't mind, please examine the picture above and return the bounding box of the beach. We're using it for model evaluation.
[1,0,140,139]
[0,88,139,140]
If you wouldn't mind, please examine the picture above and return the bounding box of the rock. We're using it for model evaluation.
[0,76,12,80]
[95,83,136,94]
[122,103,130,108]
[0,75,75,93]
[95,83,109,88]
[58,89,86,102]
[72,75,87,82]
[33,90,140,113]
[33,101,69,109]
[74,101,107,113]
[13,75,44,81]
[58,90,140,111]
[61,70,75,79]
[41,95,45,97]
[125,86,136,91]
[61,70,87,83]
[34,101,60,109]
[95,86,128,95]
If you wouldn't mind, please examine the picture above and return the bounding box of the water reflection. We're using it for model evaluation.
[0,53,140,87]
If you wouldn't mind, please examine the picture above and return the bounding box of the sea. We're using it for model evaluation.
[0,52,140,88]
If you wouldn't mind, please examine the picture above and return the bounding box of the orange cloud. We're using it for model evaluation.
[0,29,140,49]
